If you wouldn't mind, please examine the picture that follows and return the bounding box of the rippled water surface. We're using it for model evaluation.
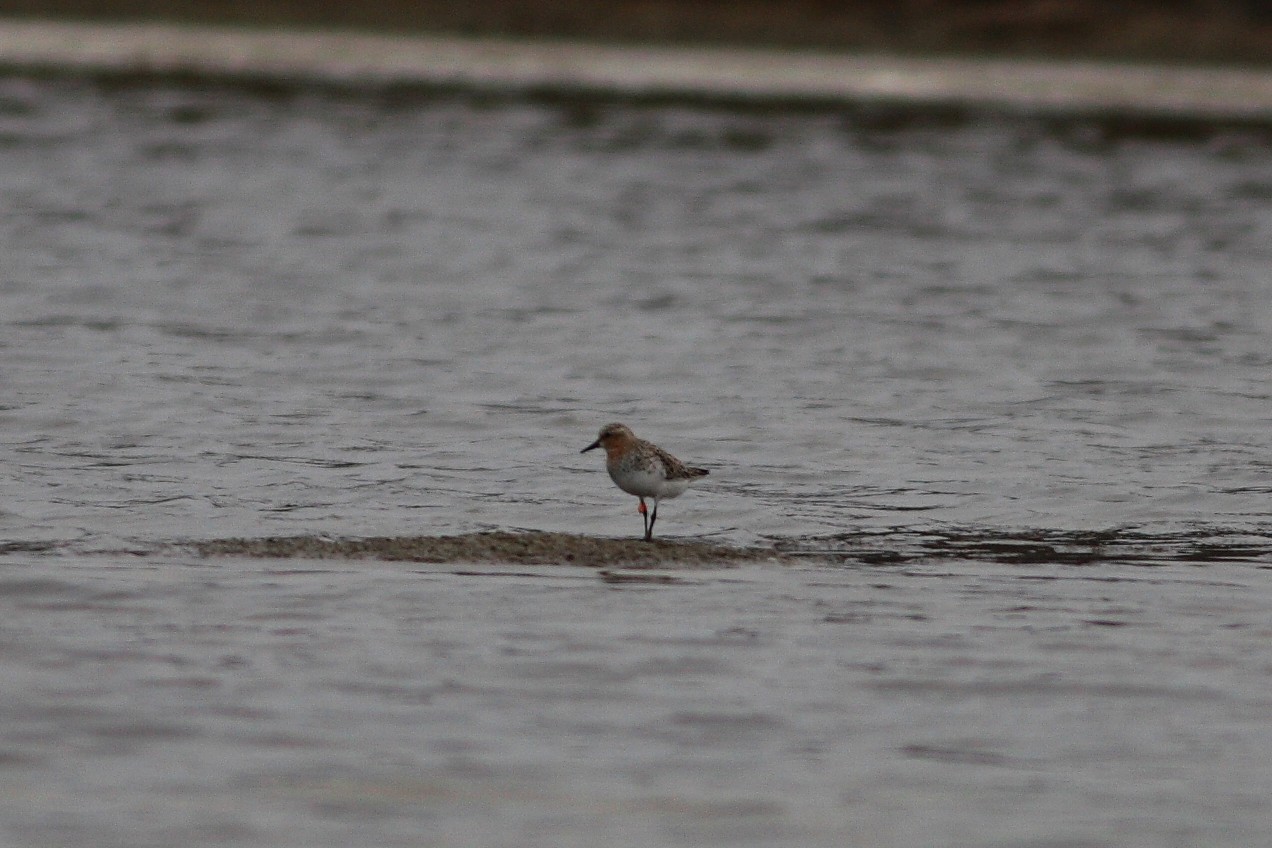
[3,75,1272,846]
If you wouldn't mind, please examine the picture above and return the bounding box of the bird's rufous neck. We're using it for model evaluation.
[602,434,636,461]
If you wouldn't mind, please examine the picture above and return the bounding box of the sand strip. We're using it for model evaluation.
[2,19,1271,121]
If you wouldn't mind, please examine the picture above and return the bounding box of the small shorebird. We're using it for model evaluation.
[581,422,709,541]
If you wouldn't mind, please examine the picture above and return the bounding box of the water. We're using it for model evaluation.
[2,75,1272,846]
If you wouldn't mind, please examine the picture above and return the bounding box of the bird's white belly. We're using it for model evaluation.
[609,465,688,499]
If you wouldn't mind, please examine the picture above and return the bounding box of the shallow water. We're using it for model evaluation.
[2,77,1271,553]
[2,75,1272,845]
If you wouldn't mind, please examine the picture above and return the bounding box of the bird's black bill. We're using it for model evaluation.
[581,440,601,453]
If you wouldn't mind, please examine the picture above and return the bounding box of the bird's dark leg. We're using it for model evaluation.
[638,498,649,540]
[647,501,658,541]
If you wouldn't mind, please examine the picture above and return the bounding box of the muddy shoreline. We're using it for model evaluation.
[7,1,1272,66]
[190,531,788,567]
[160,526,1272,568]
[5,21,1272,129]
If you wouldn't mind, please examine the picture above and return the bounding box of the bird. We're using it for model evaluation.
[581,422,708,541]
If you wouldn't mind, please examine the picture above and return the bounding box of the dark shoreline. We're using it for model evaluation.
[6,22,1272,136]
[6,1,1272,66]
[190,532,788,567]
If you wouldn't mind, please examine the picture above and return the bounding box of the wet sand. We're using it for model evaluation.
[3,19,1272,124]
[9,0,1272,65]
[191,531,786,567]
